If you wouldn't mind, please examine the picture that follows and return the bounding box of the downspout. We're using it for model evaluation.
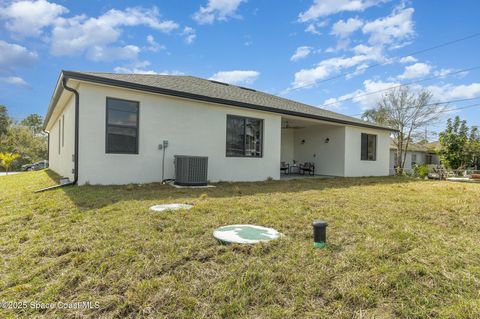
[35,76,79,193]
[45,131,50,162]
[62,77,79,185]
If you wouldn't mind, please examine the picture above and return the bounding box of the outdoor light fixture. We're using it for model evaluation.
[312,220,328,248]
[325,138,330,143]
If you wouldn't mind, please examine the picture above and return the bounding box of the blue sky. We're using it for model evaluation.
[0,0,479,136]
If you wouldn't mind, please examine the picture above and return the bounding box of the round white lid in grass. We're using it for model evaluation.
[150,204,193,212]
[213,224,281,244]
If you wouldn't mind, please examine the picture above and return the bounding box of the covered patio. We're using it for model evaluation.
[280,115,347,178]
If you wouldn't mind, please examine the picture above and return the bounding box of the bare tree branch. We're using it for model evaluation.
[362,87,446,174]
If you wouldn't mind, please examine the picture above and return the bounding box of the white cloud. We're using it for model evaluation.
[291,46,384,89]
[321,80,480,113]
[331,18,363,38]
[305,24,320,35]
[0,76,31,88]
[346,63,369,79]
[0,40,37,88]
[325,38,350,53]
[182,26,196,44]
[353,79,399,108]
[0,40,38,71]
[399,55,417,63]
[397,62,431,80]
[146,35,165,52]
[352,44,373,55]
[113,67,158,74]
[209,70,260,85]
[299,0,386,22]
[87,45,140,62]
[432,68,468,79]
[321,79,399,110]
[362,6,415,46]
[426,83,480,101]
[290,5,419,91]
[114,61,184,75]
[291,46,312,61]
[50,6,178,60]
[114,60,156,74]
[305,20,329,35]
[0,0,68,38]
[321,97,344,110]
[193,0,246,24]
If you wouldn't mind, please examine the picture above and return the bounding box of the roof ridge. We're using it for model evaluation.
[182,75,377,125]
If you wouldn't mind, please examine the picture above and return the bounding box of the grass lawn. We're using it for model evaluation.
[1,171,480,318]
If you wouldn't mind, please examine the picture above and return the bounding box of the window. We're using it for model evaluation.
[226,115,263,157]
[411,154,417,167]
[426,154,433,164]
[106,97,139,154]
[361,133,376,161]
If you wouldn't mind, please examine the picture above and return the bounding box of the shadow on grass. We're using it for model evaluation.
[49,172,417,210]
[45,169,62,183]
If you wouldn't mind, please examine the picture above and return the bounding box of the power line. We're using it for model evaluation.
[319,66,480,109]
[346,96,480,117]
[288,31,480,92]
[353,102,480,120]
[436,102,480,114]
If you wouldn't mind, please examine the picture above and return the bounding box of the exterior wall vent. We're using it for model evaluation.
[174,155,208,186]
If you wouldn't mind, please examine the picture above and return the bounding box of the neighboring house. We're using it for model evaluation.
[389,140,441,175]
[43,71,394,185]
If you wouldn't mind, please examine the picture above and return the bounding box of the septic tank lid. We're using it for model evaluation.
[150,204,193,212]
[213,224,281,244]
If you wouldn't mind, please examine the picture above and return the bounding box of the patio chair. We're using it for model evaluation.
[299,162,315,176]
[280,162,290,174]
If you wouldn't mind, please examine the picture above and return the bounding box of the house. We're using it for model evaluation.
[389,140,440,175]
[43,71,395,185]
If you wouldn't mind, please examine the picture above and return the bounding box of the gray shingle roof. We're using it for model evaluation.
[390,138,440,152]
[56,71,393,131]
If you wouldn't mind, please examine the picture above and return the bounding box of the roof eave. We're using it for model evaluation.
[43,71,66,131]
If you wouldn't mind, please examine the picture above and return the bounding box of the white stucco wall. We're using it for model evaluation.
[293,125,346,176]
[344,126,390,177]
[280,129,294,163]
[48,95,75,180]
[76,82,281,185]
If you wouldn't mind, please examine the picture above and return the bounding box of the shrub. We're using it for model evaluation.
[413,164,429,179]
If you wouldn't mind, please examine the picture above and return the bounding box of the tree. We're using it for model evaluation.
[2,125,47,157]
[20,114,44,135]
[468,126,480,168]
[0,105,11,137]
[0,125,47,170]
[439,117,480,169]
[0,106,47,171]
[0,152,20,174]
[362,87,444,174]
